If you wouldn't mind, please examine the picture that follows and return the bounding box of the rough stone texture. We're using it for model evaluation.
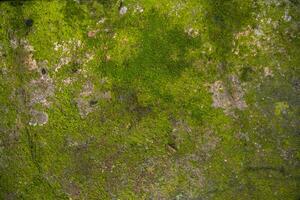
[0,1,299,199]
[28,74,54,107]
[28,110,48,126]
[210,75,247,115]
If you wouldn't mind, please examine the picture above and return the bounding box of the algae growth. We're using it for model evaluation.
[0,0,299,199]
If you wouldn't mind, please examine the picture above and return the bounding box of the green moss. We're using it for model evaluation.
[0,0,299,199]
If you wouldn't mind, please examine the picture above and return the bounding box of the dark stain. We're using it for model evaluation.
[89,99,98,106]
[41,68,47,75]
[240,65,254,82]
[25,18,33,27]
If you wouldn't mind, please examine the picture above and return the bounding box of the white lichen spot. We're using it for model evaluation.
[119,6,128,15]
[85,52,94,62]
[55,57,71,72]
[10,37,18,49]
[97,18,106,24]
[283,10,292,22]
[63,77,73,85]
[77,40,82,47]
[264,67,274,77]
[134,5,144,13]
[254,27,263,36]
[185,27,199,38]
[20,39,35,52]
[54,42,62,51]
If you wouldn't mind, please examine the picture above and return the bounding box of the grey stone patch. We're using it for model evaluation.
[26,61,54,126]
[20,39,35,52]
[119,6,128,15]
[28,73,54,107]
[185,27,199,38]
[236,131,250,142]
[9,36,18,49]
[230,75,247,110]
[210,80,232,112]
[76,81,112,118]
[63,181,81,198]
[19,39,38,71]
[80,81,94,97]
[254,27,263,36]
[29,110,48,126]
[264,67,273,77]
[171,119,192,134]
[7,36,52,126]
[76,97,94,118]
[97,91,112,100]
[210,75,247,115]
[24,53,38,71]
[53,39,94,72]
[283,10,292,22]
[76,81,95,118]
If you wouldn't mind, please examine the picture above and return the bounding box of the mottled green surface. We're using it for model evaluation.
[0,0,299,199]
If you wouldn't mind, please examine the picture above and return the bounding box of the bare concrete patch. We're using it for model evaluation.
[28,110,48,126]
[98,91,112,100]
[24,53,38,71]
[210,80,232,112]
[19,39,38,71]
[230,75,247,110]
[64,181,81,199]
[26,60,54,126]
[210,75,247,115]
[28,74,54,107]
[76,81,112,118]
[76,97,94,118]
[53,39,94,72]
[80,81,94,97]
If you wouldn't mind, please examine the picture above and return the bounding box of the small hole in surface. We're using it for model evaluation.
[25,18,34,27]
[89,100,98,106]
[41,68,47,75]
